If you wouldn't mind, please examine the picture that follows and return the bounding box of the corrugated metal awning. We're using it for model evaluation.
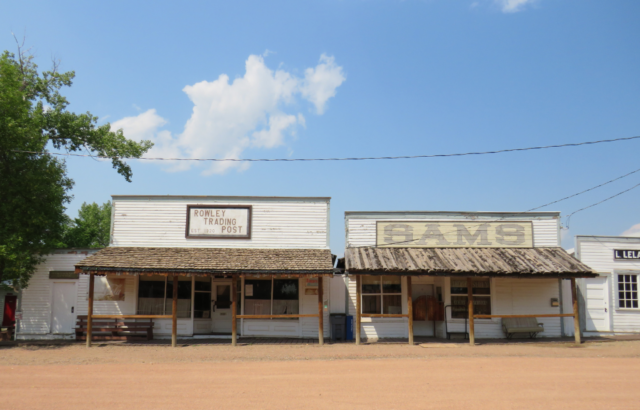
[345,247,596,278]
[75,247,334,276]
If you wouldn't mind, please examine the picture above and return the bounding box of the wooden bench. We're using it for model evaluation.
[75,316,154,341]
[502,317,544,339]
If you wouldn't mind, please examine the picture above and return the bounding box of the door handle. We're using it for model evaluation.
[604,308,607,313]
[71,306,74,313]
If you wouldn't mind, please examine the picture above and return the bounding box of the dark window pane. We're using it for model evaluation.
[273,279,299,300]
[626,284,631,291]
[620,292,625,300]
[138,280,165,299]
[619,283,625,291]
[634,301,639,308]
[451,296,468,319]
[195,278,211,291]
[619,300,625,308]
[474,297,491,315]
[619,275,624,282]
[216,285,231,309]
[383,295,402,314]
[633,292,638,301]
[382,276,401,294]
[245,280,272,300]
[451,279,467,295]
[362,295,381,314]
[166,281,192,299]
[472,279,491,295]
[362,276,381,294]
[194,292,211,318]
[633,276,638,283]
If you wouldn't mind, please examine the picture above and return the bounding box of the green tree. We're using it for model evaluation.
[62,201,112,248]
[0,45,152,288]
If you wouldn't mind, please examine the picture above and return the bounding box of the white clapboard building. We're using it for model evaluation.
[343,211,595,343]
[17,195,333,341]
[575,236,640,336]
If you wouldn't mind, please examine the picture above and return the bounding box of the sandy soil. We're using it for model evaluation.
[2,340,640,409]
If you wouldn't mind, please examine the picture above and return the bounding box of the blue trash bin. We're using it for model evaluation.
[346,315,354,341]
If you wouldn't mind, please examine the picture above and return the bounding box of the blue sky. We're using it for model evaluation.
[2,0,640,255]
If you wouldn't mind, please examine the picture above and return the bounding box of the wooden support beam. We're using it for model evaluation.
[467,277,475,345]
[318,276,324,346]
[232,274,237,347]
[86,273,95,348]
[355,275,361,345]
[91,315,173,319]
[571,278,581,344]
[407,276,414,346]
[172,275,178,348]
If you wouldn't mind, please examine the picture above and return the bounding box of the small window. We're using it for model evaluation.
[618,274,638,309]
[450,278,491,319]
[244,278,299,317]
[361,275,402,315]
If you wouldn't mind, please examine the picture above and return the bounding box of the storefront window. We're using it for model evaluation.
[618,274,638,309]
[450,278,491,319]
[361,275,402,314]
[194,277,211,319]
[244,278,299,317]
[137,275,192,318]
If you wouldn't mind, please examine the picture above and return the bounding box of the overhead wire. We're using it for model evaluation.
[11,135,640,162]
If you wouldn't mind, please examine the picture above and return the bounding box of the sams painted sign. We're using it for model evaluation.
[376,221,533,248]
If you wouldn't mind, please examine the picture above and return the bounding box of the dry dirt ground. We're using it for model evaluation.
[2,339,640,409]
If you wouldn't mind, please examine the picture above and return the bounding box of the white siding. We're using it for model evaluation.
[346,216,559,248]
[18,250,98,338]
[346,275,562,339]
[577,237,640,334]
[112,198,329,249]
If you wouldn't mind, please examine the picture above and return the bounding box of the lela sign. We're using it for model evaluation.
[376,221,533,248]
[186,205,252,239]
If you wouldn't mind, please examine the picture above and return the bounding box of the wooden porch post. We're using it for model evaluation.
[172,275,178,348]
[467,277,475,345]
[86,273,95,348]
[407,276,414,345]
[318,276,324,346]
[232,274,238,346]
[570,278,581,344]
[355,275,361,345]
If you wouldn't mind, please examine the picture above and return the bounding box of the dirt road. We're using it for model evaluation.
[2,340,640,409]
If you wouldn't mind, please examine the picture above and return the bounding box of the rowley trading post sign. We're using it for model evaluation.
[376,221,534,248]
[186,205,252,239]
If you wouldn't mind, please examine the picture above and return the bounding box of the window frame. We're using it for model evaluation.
[448,277,493,321]
[243,277,300,319]
[359,275,403,315]
[615,271,640,310]
[136,275,192,318]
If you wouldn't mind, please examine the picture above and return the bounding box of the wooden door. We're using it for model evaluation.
[51,282,76,334]
[584,277,610,332]
[211,282,232,334]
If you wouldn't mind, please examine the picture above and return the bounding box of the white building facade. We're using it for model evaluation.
[18,195,333,340]
[576,236,640,336]
[344,211,593,341]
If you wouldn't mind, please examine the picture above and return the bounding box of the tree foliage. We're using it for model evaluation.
[0,45,152,288]
[62,201,112,249]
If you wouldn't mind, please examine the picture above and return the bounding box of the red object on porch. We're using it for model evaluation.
[2,295,17,327]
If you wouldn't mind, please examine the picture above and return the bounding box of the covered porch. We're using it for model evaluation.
[345,246,597,345]
[74,247,335,347]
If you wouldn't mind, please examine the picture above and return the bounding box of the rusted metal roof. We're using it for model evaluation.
[75,247,334,276]
[345,247,596,277]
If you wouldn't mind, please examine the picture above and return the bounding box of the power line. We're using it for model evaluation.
[527,166,640,212]
[565,180,640,228]
[12,135,640,162]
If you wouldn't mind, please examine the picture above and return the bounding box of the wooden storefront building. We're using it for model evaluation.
[66,195,334,346]
[343,211,597,344]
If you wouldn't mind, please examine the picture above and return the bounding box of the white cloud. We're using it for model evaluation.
[112,54,344,174]
[622,223,640,237]
[300,54,346,115]
[495,0,536,13]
